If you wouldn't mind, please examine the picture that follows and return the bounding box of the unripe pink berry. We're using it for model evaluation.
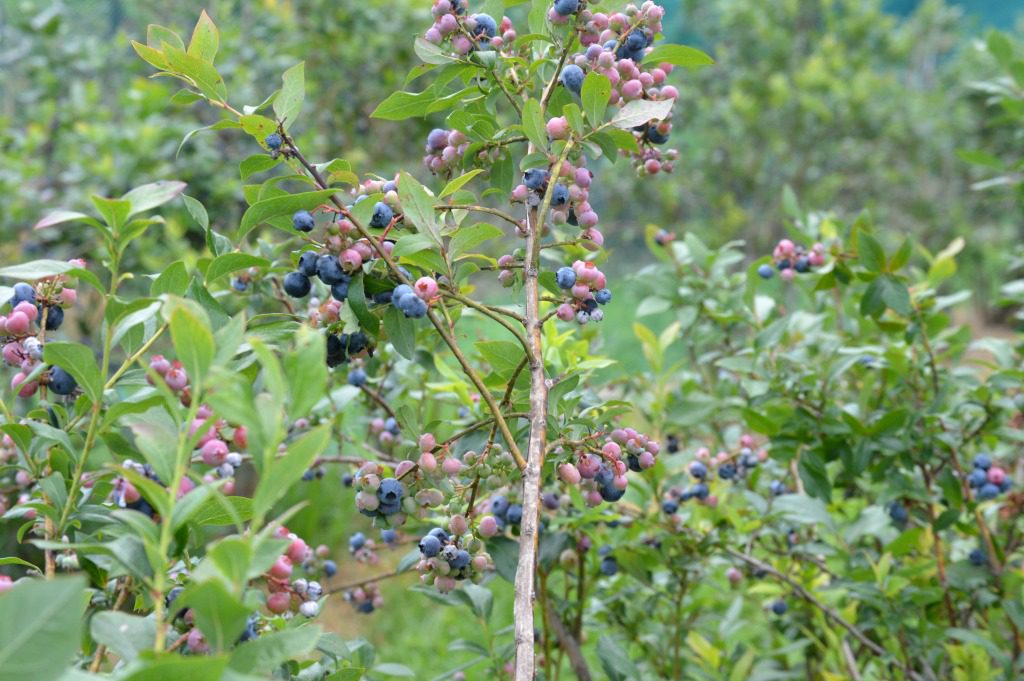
[988,467,1007,485]
[0,575,12,593]
[612,475,628,490]
[442,457,462,476]
[5,311,29,336]
[269,556,293,580]
[165,367,188,391]
[558,463,582,485]
[287,538,309,563]
[200,439,228,466]
[449,514,469,535]
[638,451,656,468]
[339,249,363,270]
[726,567,742,584]
[478,515,498,537]
[556,304,575,322]
[546,116,570,140]
[267,591,291,614]
[14,301,38,322]
[602,442,622,460]
[415,277,438,300]
[187,627,209,653]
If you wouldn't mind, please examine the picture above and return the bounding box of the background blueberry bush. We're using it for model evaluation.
[0,1,1023,680]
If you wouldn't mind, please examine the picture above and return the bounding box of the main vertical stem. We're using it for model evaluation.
[514,204,548,680]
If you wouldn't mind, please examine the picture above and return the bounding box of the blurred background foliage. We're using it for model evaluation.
[0,0,1021,676]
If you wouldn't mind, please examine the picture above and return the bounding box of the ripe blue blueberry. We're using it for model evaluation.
[292,210,316,232]
[384,417,400,435]
[627,454,641,472]
[560,64,584,94]
[719,463,737,480]
[349,532,366,551]
[491,495,510,518]
[472,14,497,38]
[646,127,669,145]
[298,251,319,276]
[794,256,810,273]
[440,544,459,563]
[44,305,64,330]
[342,473,354,487]
[523,168,549,190]
[688,461,708,479]
[369,202,393,229]
[888,502,908,524]
[625,29,647,53]
[428,527,449,543]
[769,480,787,496]
[969,548,987,567]
[771,599,787,615]
[377,477,404,505]
[600,484,625,502]
[978,483,1000,500]
[381,529,397,544]
[264,133,283,150]
[450,549,471,569]
[324,560,337,577]
[757,264,775,279]
[347,368,367,386]
[692,483,710,500]
[397,293,428,318]
[594,289,612,305]
[777,259,792,271]
[419,534,441,557]
[594,464,614,488]
[972,454,992,471]
[662,499,679,514]
[392,284,413,300]
[599,555,618,576]
[232,278,247,292]
[283,272,312,298]
[331,280,350,301]
[552,0,579,17]
[506,504,523,525]
[967,469,988,488]
[49,366,77,395]
[316,255,347,285]
[11,282,35,307]
[551,183,569,206]
[555,266,577,289]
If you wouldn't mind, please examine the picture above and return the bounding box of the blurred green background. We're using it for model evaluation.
[1,0,1021,676]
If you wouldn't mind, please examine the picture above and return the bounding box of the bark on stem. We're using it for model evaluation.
[513,140,575,681]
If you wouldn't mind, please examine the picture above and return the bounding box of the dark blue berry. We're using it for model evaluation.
[599,555,618,576]
[298,251,319,276]
[292,210,316,233]
[43,305,64,330]
[506,504,523,525]
[771,599,787,615]
[523,168,549,190]
[316,255,347,285]
[324,560,337,577]
[349,532,367,551]
[472,14,497,38]
[264,133,283,150]
[594,289,612,305]
[283,272,312,298]
[347,368,367,386]
[331,280,350,301]
[555,267,576,289]
[377,478,404,505]
[450,549,471,569]
[551,183,569,206]
[972,454,992,471]
[419,534,441,557]
[757,264,775,279]
[560,64,584,94]
[491,496,510,518]
[552,0,579,17]
[369,202,393,229]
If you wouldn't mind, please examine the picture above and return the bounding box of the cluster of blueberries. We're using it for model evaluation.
[3,277,79,398]
[967,454,1011,501]
[554,261,612,325]
[283,213,354,300]
[325,330,370,368]
[418,527,472,575]
[757,239,826,282]
[489,494,524,530]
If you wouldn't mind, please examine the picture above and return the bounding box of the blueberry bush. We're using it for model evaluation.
[0,3,1022,681]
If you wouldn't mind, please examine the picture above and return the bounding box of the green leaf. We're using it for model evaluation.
[230,626,322,673]
[440,169,485,198]
[162,43,227,102]
[797,450,832,502]
[237,190,336,239]
[182,195,210,231]
[383,306,417,360]
[596,635,639,681]
[347,275,379,335]
[581,71,611,125]
[205,253,269,284]
[282,326,328,417]
[450,223,504,259]
[239,114,277,140]
[858,234,885,272]
[373,663,416,677]
[0,577,88,681]
[414,37,453,65]
[0,557,37,570]
[371,90,434,120]
[42,342,104,404]
[252,425,331,523]
[772,494,835,529]
[274,62,305,128]
[609,99,674,129]
[33,210,96,231]
[476,340,524,378]
[90,612,155,663]
[642,43,714,67]
[121,180,187,218]
[239,155,281,180]
[188,496,254,527]
[168,301,214,387]
[147,24,184,51]
[398,172,441,243]
[0,260,101,293]
[861,275,911,318]
[90,196,132,231]
[521,98,547,151]
[151,261,190,297]
[180,581,250,652]
[186,10,219,63]
[118,654,229,681]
